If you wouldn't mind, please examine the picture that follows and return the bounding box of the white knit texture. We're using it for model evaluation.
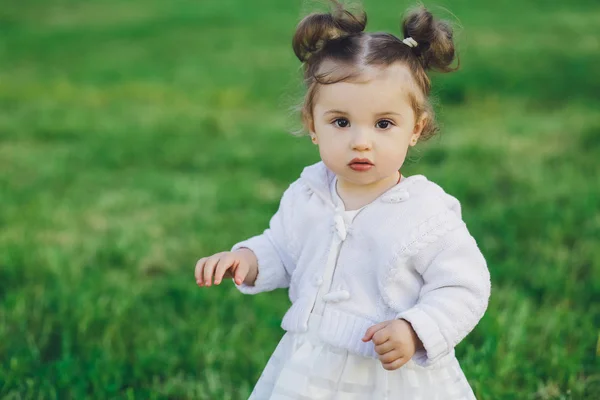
[230,161,491,367]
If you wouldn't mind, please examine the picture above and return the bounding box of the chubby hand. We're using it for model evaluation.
[361,319,424,371]
[194,249,256,287]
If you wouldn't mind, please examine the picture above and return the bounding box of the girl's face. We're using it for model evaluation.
[310,62,426,192]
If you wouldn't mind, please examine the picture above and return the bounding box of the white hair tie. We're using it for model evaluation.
[402,37,418,48]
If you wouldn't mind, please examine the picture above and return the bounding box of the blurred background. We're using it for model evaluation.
[1,0,599,398]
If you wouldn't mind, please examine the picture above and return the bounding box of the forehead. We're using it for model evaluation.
[314,62,417,112]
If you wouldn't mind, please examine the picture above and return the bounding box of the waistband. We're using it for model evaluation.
[306,312,323,341]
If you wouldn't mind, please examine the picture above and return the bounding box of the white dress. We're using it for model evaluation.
[248,176,477,400]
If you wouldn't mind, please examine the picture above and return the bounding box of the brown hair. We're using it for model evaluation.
[292,1,459,141]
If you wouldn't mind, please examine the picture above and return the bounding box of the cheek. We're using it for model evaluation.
[318,141,343,162]
[316,131,342,151]
[395,144,410,161]
[379,137,410,166]
[379,132,410,150]
[316,137,347,168]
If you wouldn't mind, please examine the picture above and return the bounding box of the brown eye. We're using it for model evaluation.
[376,120,393,129]
[334,118,350,128]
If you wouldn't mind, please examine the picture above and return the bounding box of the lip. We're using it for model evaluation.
[348,158,374,165]
[348,158,374,172]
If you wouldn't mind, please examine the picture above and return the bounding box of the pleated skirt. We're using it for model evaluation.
[247,313,477,400]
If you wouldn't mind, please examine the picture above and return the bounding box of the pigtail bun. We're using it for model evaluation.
[402,4,459,72]
[293,0,367,63]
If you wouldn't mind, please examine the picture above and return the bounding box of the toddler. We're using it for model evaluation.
[195,1,491,398]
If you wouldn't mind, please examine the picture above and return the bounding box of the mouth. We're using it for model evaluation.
[348,158,374,166]
[348,158,374,171]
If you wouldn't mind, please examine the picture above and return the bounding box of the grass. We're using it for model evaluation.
[0,0,599,398]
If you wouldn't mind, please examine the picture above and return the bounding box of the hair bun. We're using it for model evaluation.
[293,0,367,63]
[402,5,458,72]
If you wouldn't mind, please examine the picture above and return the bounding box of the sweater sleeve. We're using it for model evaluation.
[395,214,491,367]
[230,181,299,295]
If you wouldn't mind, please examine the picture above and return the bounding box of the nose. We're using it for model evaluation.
[350,128,372,151]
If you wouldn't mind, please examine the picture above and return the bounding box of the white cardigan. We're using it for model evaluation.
[231,161,491,367]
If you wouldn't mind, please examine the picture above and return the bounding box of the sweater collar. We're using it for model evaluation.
[299,161,427,207]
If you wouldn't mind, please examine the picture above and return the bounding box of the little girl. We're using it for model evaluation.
[195,1,491,398]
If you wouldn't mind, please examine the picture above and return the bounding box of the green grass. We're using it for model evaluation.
[1,0,599,398]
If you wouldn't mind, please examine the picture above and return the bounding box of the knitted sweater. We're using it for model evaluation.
[231,161,491,367]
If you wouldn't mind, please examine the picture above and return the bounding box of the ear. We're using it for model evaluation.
[307,118,318,145]
[410,112,427,146]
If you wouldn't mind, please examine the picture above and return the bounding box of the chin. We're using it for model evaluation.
[341,172,380,185]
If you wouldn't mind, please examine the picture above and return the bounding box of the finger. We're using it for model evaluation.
[362,321,388,342]
[374,340,395,355]
[195,258,207,285]
[378,349,402,364]
[203,255,222,286]
[382,356,408,371]
[371,328,391,346]
[214,254,237,285]
[233,260,249,285]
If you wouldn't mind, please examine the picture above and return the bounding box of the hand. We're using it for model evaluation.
[361,318,424,371]
[194,249,257,287]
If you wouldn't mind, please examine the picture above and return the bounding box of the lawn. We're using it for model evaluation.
[0,0,599,398]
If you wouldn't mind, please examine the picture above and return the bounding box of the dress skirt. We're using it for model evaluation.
[247,313,477,400]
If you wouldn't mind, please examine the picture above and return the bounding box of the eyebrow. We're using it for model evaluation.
[323,109,348,116]
[323,110,402,117]
[374,111,402,117]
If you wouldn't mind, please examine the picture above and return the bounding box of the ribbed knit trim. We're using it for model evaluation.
[396,306,449,366]
[281,297,312,332]
[231,233,288,295]
[319,308,379,359]
[282,305,380,359]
